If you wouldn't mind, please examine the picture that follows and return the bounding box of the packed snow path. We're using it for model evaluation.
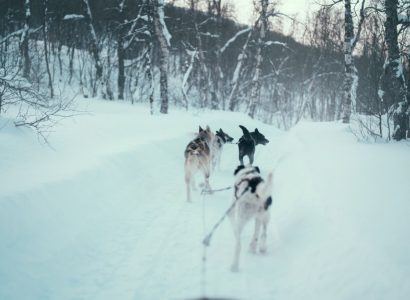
[1,101,410,300]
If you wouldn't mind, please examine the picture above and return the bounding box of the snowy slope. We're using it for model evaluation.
[1,99,410,300]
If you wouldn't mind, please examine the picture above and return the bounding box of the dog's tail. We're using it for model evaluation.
[265,172,273,192]
[259,172,273,198]
[239,125,251,139]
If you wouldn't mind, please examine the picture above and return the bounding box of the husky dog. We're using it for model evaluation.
[238,125,269,165]
[229,165,273,272]
[184,126,215,202]
[211,128,234,171]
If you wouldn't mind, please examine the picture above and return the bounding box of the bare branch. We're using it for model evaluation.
[351,0,366,50]
[220,27,251,54]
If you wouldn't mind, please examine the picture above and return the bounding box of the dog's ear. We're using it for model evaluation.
[255,128,259,133]
[234,165,245,176]
[254,166,260,173]
[206,125,211,132]
[219,128,223,133]
[199,126,203,132]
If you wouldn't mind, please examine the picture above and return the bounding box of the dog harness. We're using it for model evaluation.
[234,175,263,200]
[234,169,272,211]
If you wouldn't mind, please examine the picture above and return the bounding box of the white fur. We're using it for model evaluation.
[229,166,273,272]
[211,136,223,171]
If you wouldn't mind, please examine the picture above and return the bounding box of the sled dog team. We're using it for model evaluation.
[184,125,272,272]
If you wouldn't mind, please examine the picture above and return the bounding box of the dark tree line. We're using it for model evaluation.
[0,0,409,139]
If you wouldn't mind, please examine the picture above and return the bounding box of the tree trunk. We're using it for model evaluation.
[153,0,171,114]
[210,0,223,110]
[181,49,197,110]
[20,0,31,80]
[57,42,63,78]
[228,27,253,111]
[248,0,267,119]
[68,45,75,84]
[117,0,126,100]
[82,0,102,97]
[147,44,155,114]
[342,0,354,123]
[196,23,210,109]
[329,90,337,121]
[43,0,54,98]
[105,47,114,100]
[384,0,409,140]
[117,37,125,100]
[145,0,155,113]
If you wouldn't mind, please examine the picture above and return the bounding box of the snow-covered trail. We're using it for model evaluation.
[0,101,284,300]
[1,101,410,300]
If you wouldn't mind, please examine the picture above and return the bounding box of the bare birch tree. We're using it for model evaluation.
[248,0,268,118]
[341,0,355,123]
[153,0,171,114]
[20,0,31,79]
[82,0,103,97]
[227,26,253,111]
[145,0,155,114]
[209,0,223,109]
[383,0,409,140]
[42,0,54,98]
[117,0,127,100]
[341,0,366,123]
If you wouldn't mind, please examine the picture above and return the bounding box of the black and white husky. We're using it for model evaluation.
[211,128,234,171]
[229,165,273,272]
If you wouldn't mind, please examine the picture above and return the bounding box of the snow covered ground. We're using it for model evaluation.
[1,98,410,300]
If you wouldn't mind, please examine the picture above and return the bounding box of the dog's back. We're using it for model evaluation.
[185,126,213,168]
[233,165,272,211]
[233,165,261,198]
[237,125,269,165]
[185,137,210,158]
[238,125,256,165]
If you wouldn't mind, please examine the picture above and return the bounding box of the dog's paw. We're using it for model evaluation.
[230,264,239,272]
[200,188,213,195]
[249,243,257,254]
[259,247,267,254]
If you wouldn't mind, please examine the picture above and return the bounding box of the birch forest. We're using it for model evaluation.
[1,0,410,140]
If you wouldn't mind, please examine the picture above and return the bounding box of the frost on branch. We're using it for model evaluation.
[0,68,74,140]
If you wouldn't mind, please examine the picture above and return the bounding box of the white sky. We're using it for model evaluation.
[170,0,317,35]
[234,0,312,24]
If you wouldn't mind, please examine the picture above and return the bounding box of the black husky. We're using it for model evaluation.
[237,125,269,165]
